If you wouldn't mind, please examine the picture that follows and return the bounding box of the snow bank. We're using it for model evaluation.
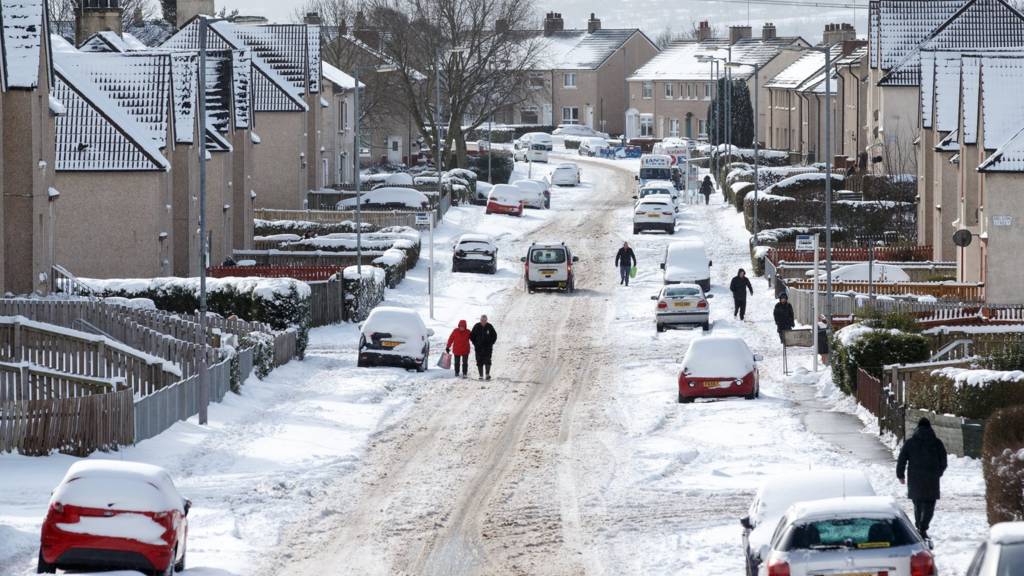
[933,367,1024,389]
[343,266,385,282]
[254,233,302,243]
[834,323,895,347]
[102,296,157,310]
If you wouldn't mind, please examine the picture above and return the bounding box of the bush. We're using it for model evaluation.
[859,309,922,333]
[831,327,930,393]
[983,405,1024,524]
[343,266,386,322]
[756,166,819,189]
[763,173,846,201]
[468,152,513,184]
[732,181,756,212]
[855,174,918,203]
[985,343,1024,371]
[744,196,916,239]
[373,248,409,288]
[563,138,581,150]
[254,218,375,237]
[910,367,1024,420]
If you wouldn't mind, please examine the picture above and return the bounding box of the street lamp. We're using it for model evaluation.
[806,45,834,335]
[727,59,761,241]
[352,63,399,275]
[696,54,722,176]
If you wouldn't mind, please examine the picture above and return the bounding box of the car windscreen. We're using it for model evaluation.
[781,517,916,551]
[531,144,546,151]
[665,286,701,297]
[458,241,492,252]
[643,188,673,196]
[530,249,567,264]
[998,542,1024,575]
[640,168,672,180]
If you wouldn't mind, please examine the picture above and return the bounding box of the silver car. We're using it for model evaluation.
[964,522,1024,575]
[759,496,936,576]
[652,283,711,332]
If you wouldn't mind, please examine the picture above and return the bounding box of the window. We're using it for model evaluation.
[685,114,692,138]
[669,119,680,137]
[529,72,545,89]
[563,72,577,88]
[687,83,695,99]
[639,114,654,137]
[521,106,539,124]
[562,106,580,124]
[338,100,348,132]
[698,119,707,137]
[642,81,653,99]
[664,83,674,99]
[705,82,712,99]
[530,248,566,264]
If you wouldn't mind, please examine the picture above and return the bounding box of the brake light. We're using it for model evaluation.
[657,301,667,309]
[767,561,790,576]
[911,551,936,576]
[697,300,707,308]
[662,211,672,216]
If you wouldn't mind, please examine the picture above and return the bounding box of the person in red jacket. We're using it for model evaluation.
[446,320,472,378]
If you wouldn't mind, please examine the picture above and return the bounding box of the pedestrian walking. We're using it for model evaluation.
[445,319,472,378]
[699,175,714,205]
[470,315,498,380]
[729,268,754,320]
[897,417,948,540]
[773,293,795,343]
[614,241,637,286]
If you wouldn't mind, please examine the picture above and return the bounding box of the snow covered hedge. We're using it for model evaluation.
[909,366,1024,420]
[831,323,929,394]
[744,195,916,239]
[343,266,386,322]
[762,173,846,201]
[254,218,375,237]
[983,405,1024,524]
[756,166,819,190]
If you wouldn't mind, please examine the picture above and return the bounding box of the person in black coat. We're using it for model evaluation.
[897,418,948,539]
[773,293,795,343]
[699,176,714,205]
[729,268,754,320]
[470,315,498,380]
[614,242,637,286]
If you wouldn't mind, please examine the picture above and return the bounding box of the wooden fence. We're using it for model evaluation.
[785,279,984,301]
[768,245,935,264]
[209,265,343,282]
[308,280,344,327]
[0,386,134,456]
[134,354,242,443]
[256,208,426,229]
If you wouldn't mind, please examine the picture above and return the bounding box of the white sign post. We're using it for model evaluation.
[417,212,435,319]
[797,234,821,372]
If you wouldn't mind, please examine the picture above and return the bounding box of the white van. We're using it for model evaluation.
[521,242,579,293]
[661,240,712,291]
[638,154,674,186]
[514,141,549,163]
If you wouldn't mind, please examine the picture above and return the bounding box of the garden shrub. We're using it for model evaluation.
[762,173,846,201]
[908,368,1024,420]
[254,219,375,237]
[343,266,386,322]
[756,166,819,190]
[744,196,916,239]
[831,326,930,394]
[983,405,1024,524]
[732,181,756,212]
[468,152,514,184]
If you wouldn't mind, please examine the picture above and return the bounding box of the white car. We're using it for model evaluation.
[514,141,549,163]
[965,522,1024,575]
[760,496,936,576]
[633,197,676,235]
[551,163,581,186]
[577,137,610,157]
[638,179,680,207]
[519,131,553,151]
[661,240,712,291]
[521,242,578,293]
[552,124,609,138]
[742,470,876,576]
[511,179,548,209]
[357,307,434,372]
[652,283,710,332]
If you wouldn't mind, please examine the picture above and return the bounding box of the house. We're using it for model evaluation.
[977,124,1024,303]
[626,23,807,143]
[320,62,359,187]
[500,12,658,136]
[835,45,870,161]
[797,42,867,165]
[1,0,58,296]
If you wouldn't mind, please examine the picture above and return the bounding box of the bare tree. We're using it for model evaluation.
[50,0,157,27]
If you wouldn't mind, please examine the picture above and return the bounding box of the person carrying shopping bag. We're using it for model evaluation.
[445,320,472,378]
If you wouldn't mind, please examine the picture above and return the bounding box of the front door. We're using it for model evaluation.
[387,136,402,165]
[586,104,594,128]
[321,158,329,189]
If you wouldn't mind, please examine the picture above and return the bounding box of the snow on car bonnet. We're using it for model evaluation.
[51,460,184,512]
[682,337,754,378]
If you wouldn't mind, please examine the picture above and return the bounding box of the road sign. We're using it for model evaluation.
[415,212,431,226]
[795,234,817,251]
[782,328,814,347]
[952,229,972,248]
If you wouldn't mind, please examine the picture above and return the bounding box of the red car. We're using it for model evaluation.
[485,184,525,216]
[38,460,190,576]
[678,336,761,403]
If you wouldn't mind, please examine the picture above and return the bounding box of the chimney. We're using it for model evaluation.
[543,12,564,36]
[304,12,323,26]
[729,25,752,44]
[76,0,123,46]
[822,22,856,45]
[697,20,712,41]
[587,12,601,33]
[495,19,509,34]
[762,22,777,40]
[176,0,215,29]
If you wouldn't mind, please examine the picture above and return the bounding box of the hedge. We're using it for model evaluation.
[343,266,386,322]
[744,196,916,239]
[762,173,847,201]
[468,152,514,184]
[983,405,1024,524]
[732,181,756,211]
[831,326,930,394]
[908,367,1024,420]
[757,166,820,190]
[855,174,917,203]
[255,218,376,237]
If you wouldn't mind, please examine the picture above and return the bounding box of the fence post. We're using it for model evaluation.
[12,318,21,363]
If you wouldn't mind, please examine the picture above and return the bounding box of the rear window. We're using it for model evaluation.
[530,248,566,264]
[644,188,673,196]
[781,517,917,551]
[665,286,701,297]
[459,241,492,252]
[639,202,669,209]
[998,542,1024,575]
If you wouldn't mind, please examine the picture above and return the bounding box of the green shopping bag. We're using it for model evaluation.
[629,266,637,278]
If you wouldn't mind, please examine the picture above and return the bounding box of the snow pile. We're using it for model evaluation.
[924,324,1024,336]
[254,233,302,243]
[102,296,157,310]
[375,248,407,267]
[336,187,430,210]
[932,367,1024,389]
[342,266,385,282]
[833,323,900,347]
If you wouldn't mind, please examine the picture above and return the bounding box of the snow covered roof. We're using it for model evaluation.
[79,31,149,54]
[766,45,843,90]
[960,56,982,145]
[629,36,805,82]
[53,460,185,513]
[879,0,1024,86]
[1,0,50,89]
[979,125,1024,172]
[533,28,648,70]
[978,56,1024,151]
[870,0,967,70]
[322,61,361,90]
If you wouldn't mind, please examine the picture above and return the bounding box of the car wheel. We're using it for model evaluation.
[357,355,368,368]
[702,322,710,331]
[633,226,640,235]
[656,323,665,333]
[175,543,186,572]
[37,550,56,574]
[667,225,675,235]
[678,393,694,404]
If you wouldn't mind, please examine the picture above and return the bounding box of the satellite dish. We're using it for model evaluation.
[953,229,973,248]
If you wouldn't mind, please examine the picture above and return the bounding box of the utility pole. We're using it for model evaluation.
[197,17,209,426]
[353,66,363,275]
[824,47,834,336]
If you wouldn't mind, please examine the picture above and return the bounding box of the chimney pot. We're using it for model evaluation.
[76,0,123,46]
[587,13,601,33]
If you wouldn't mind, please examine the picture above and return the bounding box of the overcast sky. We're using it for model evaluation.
[215,0,869,44]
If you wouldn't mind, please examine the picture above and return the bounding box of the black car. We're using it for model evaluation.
[452,234,498,274]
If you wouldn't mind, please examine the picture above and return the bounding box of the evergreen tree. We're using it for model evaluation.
[706,78,755,148]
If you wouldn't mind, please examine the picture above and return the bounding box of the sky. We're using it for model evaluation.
[216,0,870,44]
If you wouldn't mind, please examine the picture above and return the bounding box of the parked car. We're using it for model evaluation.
[741,469,876,576]
[552,124,609,138]
[519,131,553,151]
[578,137,610,157]
[514,141,549,163]
[358,306,434,372]
[486,184,525,216]
[527,177,552,207]
[452,234,497,274]
[633,197,676,235]
[637,179,680,208]
[760,496,936,576]
[38,460,190,575]
[652,284,711,332]
[678,336,760,403]
[521,242,578,293]
[511,179,548,209]
[661,240,712,291]
[551,162,581,186]
[336,187,430,210]
[965,522,1024,575]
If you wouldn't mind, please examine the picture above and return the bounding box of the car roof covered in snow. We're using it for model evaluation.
[682,336,754,379]
[512,179,544,192]
[489,184,523,203]
[752,469,876,523]
[991,522,1024,545]
[641,180,676,189]
[362,306,427,334]
[457,233,495,245]
[341,187,429,207]
[52,460,185,512]
[784,496,902,523]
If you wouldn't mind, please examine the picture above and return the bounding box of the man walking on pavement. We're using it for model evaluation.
[470,315,498,380]
[729,268,754,320]
[699,175,714,205]
[773,293,795,343]
[897,417,948,540]
[615,241,637,286]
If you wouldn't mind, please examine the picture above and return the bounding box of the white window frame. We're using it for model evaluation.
[664,82,674,99]
[528,72,545,90]
[669,118,680,137]
[338,100,348,132]
[563,72,577,88]
[698,119,707,138]
[642,81,653,99]
[562,106,580,124]
[704,82,712,99]
[639,114,654,137]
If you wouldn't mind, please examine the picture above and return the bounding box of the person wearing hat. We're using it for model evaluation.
[897,417,948,540]
[772,293,795,343]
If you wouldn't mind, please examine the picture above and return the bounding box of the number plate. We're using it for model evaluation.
[703,381,728,389]
[673,302,691,308]
[647,212,660,217]
[381,340,401,348]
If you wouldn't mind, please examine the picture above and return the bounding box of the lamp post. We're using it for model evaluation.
[197,16,209,425]
[727,60,761,241]
[352,63,398,275]
[697,55,721,177]
[807,45,835,335]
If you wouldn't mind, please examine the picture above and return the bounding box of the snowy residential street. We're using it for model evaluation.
[1,159,988,575]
